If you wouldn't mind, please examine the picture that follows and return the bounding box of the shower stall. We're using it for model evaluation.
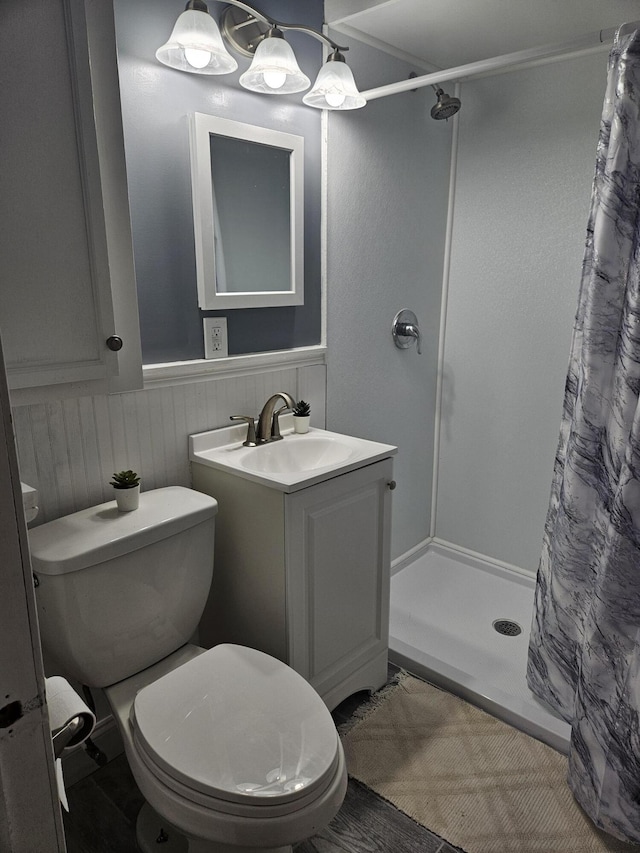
[389,544,570,753]
[325,22,637,750]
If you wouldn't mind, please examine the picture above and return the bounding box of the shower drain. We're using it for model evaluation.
[493,619,522,637]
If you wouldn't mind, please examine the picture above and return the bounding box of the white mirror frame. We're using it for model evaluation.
[189,113,304,310]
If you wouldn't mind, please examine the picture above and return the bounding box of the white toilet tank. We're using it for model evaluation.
[30,486,217,688]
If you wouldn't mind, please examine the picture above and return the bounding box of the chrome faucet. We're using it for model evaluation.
[256,392,296,444]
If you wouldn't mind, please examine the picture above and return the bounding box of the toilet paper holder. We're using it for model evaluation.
[52,716,86,759]
[46,676,96,759]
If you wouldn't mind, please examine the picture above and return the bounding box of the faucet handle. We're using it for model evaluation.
[230,415,258,447]
[270,404,291,441]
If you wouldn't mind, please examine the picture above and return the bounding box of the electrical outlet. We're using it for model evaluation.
[203,317,228,359]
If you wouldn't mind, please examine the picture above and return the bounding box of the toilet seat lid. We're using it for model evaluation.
[131,644,339,806]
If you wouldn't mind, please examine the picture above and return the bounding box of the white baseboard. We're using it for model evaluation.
[392,536,536,581]
[431,537,536,580]
[391,537,433,576]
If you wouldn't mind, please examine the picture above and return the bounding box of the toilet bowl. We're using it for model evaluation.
[109,643,347,852]
[30,487,347,852]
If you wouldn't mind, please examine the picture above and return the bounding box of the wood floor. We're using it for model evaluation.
[62,666,463,853]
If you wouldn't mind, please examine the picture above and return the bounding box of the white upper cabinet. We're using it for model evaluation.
[0,0,142,401]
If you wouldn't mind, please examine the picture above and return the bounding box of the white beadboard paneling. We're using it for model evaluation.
[77,396,104,508]
[120,389,143,484]
[11,405,38,495]
[105,390,128,476]
[147,388,169,489]
[195,380,210,434]
[61,398,90,510]
[32,405,63,521]
[170,382,190,486]
[132,388,155,493]
[13,365,326,524]
[297,364,327,429]
[161,386,180,485]
[92,394,116,504]
[45,402,75,518]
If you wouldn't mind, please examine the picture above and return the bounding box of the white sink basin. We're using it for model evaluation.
[238,435,354,474]
[189,414,397,492]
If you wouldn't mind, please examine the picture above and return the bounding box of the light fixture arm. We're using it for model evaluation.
[217,0,271,26]
[218,0,348,53]
[269,23,348,53]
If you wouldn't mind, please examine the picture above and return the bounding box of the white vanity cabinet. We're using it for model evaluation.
[191,456,394,710]
[0,0,142,401]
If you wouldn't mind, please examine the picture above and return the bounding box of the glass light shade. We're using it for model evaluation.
[239,34,310,95]
[303,59,366,110]
[156,9,238,75]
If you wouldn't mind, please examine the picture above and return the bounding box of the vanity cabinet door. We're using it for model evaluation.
[0,0,141,400]
[285,458,393,709]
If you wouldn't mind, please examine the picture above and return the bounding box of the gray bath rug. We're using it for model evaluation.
[340,674,640,853]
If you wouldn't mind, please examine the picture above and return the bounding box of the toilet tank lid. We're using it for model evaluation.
[29,487,217,576]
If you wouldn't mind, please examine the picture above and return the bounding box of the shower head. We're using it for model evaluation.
[430,87,461,120]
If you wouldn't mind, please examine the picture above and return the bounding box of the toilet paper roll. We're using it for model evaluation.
[45,676,96,747]
[55,759,69,813]
[46,677,96,813]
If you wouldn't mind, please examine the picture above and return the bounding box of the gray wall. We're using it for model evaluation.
[12,0,328,523]
[325,34,452,560]
[434,52,607,571]
[113,0,323,363]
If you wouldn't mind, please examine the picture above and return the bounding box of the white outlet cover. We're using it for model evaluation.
[203,317,228,359]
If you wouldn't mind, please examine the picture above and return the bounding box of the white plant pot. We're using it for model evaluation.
[114,484,140,512]
[293,416,310,434]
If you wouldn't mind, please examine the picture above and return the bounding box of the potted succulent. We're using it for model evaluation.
[110,469,141,512]
[292,399,311,434]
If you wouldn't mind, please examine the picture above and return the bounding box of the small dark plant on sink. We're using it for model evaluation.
[292,400,311,417]
[292,400,311,433]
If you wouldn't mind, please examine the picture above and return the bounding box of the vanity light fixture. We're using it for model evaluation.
[157,0,366,109]
[303,50,366,110]
[155,0,238,74]
[239,26,310,94]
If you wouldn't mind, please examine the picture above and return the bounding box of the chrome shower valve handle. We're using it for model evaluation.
[392,309,422,355]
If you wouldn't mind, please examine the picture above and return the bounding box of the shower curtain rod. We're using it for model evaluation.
[361,19,640,102]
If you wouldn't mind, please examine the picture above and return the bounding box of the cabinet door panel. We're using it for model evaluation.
[308,487,381,672]
[285,459,392,696]
[0,0,141,396]
[1,0,114,387]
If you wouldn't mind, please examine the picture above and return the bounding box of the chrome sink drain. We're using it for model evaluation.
[493,619,522,637]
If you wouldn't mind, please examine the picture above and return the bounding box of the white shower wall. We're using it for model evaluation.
[434,52,608,572]
[325,38,612,572]
[325,32,453,561]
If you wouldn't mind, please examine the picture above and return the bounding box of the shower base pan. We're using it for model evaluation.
[389,542,571,754]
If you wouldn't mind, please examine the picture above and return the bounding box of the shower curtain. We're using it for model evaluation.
[527,30,640,843]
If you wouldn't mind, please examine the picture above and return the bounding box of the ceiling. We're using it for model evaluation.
[325,0,640,70]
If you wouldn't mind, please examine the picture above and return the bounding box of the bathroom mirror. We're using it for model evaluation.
[189,113,304,310]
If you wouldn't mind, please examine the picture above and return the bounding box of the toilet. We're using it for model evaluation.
[30,486,347,853]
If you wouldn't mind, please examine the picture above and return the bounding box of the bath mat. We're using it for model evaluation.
[341,674,639,853]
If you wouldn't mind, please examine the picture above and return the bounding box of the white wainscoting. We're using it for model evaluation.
[11,363,326,524]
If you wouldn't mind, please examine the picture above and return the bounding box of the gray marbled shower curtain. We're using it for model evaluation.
[527,30,640,843]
